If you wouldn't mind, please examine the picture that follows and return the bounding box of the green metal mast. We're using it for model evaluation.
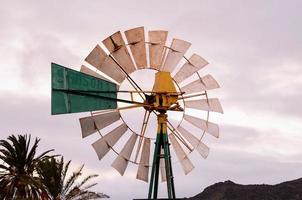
[148,113,175,199]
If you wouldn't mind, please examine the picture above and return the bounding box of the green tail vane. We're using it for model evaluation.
[51,63,118,115]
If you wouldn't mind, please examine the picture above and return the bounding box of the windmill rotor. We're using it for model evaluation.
[51,26,223,199]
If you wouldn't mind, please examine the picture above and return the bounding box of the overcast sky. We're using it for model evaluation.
[1,0,302,199]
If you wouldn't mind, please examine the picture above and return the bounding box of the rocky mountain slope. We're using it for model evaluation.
[189,178,302,200]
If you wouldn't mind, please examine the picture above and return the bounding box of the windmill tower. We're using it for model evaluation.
[51,27,223,199]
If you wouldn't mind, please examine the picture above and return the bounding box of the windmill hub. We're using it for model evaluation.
[143,71,183,113]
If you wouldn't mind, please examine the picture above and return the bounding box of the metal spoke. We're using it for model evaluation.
[166,120,193,152]
[54,90,151,93]
[52,88,145,105]
[178,92,206,100]
[118,104,146,111]
[109,54,146,100]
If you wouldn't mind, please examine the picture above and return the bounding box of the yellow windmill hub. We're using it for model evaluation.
[143,71,183,114]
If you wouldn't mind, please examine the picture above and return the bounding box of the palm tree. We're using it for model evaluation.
[0,134,53,199]
[37,157,109,200]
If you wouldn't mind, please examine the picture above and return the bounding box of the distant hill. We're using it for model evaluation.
[189,178,302,200]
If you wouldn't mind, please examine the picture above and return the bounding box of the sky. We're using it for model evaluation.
[1,0,302,199]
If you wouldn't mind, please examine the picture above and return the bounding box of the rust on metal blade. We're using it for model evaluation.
[103,31,136,74]
[103,31,125,52]
[125,27,147,69]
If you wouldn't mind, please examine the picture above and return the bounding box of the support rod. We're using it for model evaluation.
[52,88,144,105]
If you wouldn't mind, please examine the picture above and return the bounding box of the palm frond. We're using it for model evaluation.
[62,159,71,183]
[0,134,54,199]
[77,174,99,189]
[63,164,84,195]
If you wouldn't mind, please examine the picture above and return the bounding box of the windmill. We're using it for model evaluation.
[51,27,223,199]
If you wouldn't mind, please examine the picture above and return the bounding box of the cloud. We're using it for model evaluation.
[218,124,302,158]
[1,0,302,199]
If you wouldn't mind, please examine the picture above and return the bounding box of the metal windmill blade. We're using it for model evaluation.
[149,30,168,70]
[80,65,111,82]
[173,54,208,84]
[184,114,219,138]
[111,133,138,175]
[181,74,220,95]
[103,31,136,74]
[51,26,223,200]
[125,27,147,69]
[136,137,151,182]
[160,148,167,182]
[85,45,126,83]
[169,133,194,174]
[185,98,224,113]
[177,126,209,159]
[161,39,191,73]
[79,110,120,138]
[92,123,128,160]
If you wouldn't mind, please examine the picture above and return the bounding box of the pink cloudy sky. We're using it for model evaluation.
[1,0,302,199]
